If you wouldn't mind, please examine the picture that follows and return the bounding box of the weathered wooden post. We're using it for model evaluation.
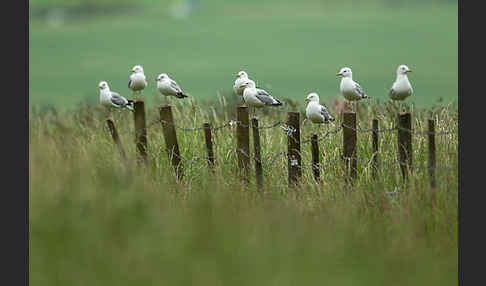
[343,112,357,182]
[251,118,263,191]
[397,113,412,181]
[203,123,215,172]
[311,134,320,183]
[160,104,184,180]
[372,119,379,180]
[106,119,127,165]
[428,119,436,189]
[236,106,250,184]
[287,112,302,187]
[133,100,148,165]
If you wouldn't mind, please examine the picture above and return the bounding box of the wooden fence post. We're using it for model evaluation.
[159,104,184,180]
[343,112,357,182]
[236,106,250,184]
[203,123,215,172]
[397,112,412,181]
[287,112,302,187]
[133,100,148,165]
[428,119,436,189]
[252,118,263,191]
[372,119,379,180]
[106,119,128,165]
[311,134,320,183]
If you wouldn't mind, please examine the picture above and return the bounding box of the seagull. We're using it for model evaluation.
[99,81,134,116]
[389,65,413,111]
[233,71,250,96]
[156,73,188,103]
[304,93,335,125]
[128,65,147,99]
[240,80,282,117]
[337,67,369,112]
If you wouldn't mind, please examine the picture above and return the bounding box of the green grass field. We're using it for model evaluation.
[29,99,458,285]
[29,0,457,108]
[30,1,458,285]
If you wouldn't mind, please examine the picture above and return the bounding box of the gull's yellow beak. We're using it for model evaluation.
[131,69,135,73]
[304,98,310,102]
[235,74,239,78]
[407,69,413,73]
[336,72,342,77]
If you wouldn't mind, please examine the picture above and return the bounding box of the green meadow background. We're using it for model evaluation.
[29,1,458,286]
[29,0,457,108]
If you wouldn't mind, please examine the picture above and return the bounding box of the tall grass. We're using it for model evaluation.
[29,98,458,285]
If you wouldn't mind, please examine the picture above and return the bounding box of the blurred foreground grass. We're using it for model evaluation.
[29,98,458,285]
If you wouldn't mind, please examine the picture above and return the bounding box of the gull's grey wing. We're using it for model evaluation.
[255,89,279,105]
[256,88,269,96]
[110,92,128,106]
[169,80,182,93]
[355,83,366,97]
[320,105,334,121]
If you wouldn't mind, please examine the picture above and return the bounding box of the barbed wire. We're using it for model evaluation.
[341,123,457,136]
[301,126,343,144]
[155,146,457,181]
[146,118,289,132]
[145,117,457,142]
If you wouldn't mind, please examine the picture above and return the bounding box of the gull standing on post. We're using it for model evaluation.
[337,67,369,112]
[156,73,188,104]
[389,64,413,111]
[233,71,250,96]
[305,93,335,126]
[240,80,282,117]
[99,81,134,116]
[128,65,147,99]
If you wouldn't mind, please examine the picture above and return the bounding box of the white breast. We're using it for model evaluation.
[306,102,325,123]
[390,77,413,101]
[158,80,176,96]
[99,90,112,107]
[243,88,265,107]
[340,78,361,101]
[233,78,247,96]
[130,73,147,91]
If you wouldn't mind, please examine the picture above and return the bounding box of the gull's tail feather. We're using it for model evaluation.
[176,92,189,99]
[271,98,283,106]
[126,100,134,111]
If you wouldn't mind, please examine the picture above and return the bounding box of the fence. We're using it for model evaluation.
[106,99,457,190]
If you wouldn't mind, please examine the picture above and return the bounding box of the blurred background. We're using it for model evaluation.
[29,0,457,108]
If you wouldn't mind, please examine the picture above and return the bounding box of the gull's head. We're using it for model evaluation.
[241,80,256,89]
[156,73,168,82]
[98,81,109,90]
[131,65,144,74]
[397,64,412,75]
[236,71,248,79]
[305,92,319,103]
[337,67,352,78]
